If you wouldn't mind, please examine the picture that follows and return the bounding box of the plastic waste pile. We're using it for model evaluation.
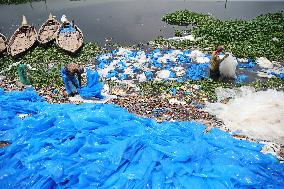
[95,48,284,83]
[96,48,211,83]
[255,58,284,80]
[0,88,284,188]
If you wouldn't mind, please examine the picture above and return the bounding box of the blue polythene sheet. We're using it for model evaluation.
[185,63,209,80]
[78,69,104,99]
[0,89,284,188]
[60,25,76,33]
[236,74,248,84]
[272,72,284,80]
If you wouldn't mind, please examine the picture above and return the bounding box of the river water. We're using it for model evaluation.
[0,0,283,45]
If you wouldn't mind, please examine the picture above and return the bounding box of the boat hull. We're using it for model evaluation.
[38,18,60,45]
[7,26,38,57]
[0,33,7,54]
[55,23,83,53]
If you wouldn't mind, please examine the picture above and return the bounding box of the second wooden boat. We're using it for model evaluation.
[56,16,83,53]
[38,13,60,45]
[0,33,7,54]
[7,15,37,57]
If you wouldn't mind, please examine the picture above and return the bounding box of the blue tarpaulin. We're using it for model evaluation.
[0,89,283,188]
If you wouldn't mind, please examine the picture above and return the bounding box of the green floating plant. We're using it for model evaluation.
[161,10,284,61]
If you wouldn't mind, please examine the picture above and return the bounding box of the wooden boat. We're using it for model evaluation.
[7,15,37,57]
[0,33,7,54]
[38,13,60,45]
[56,16,83,53]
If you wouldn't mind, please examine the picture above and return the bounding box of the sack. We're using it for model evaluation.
[18,64,30,85]
[219,54,238,78]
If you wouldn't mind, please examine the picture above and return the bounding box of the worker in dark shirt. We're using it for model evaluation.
[61,63,84,96]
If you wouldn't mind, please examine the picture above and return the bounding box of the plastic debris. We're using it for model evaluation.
[0,89,283,188]
[95,48,210,83]
[78,69,104,99]
[137,73,147,82]
[237,59,256,68]
[272,72,284,80]
[236,74,248,83]
[18,64,30,85]
[219,54,238,78]
[168,98,186,105]
[145,71,153,81]
[185,63,209,80]
[167,35,195,41]
[256,57,274,69]
[205,87,284,144]
[157,70,171,79]
[196,57,210,64]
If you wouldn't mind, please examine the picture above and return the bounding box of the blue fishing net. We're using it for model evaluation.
[0,89,284,188]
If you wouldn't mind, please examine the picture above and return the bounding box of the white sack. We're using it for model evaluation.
[219,53,238,78]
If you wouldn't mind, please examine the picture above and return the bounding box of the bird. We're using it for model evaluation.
[61,15,68,23]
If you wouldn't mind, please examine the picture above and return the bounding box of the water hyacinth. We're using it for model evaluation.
[161,11,284,61]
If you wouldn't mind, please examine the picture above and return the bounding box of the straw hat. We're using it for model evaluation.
[22,15,28,26]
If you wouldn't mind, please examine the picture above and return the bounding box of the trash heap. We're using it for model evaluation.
[96,48,212,82]
[255,57,284,80]
[95,47,283,84]
[1,88,284,188]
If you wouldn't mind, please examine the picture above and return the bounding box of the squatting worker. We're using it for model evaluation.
[210,45,229,80]
[61,63,84,97]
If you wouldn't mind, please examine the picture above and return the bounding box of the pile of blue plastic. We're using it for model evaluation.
[0,88,284,188]
[96,48,211,82]
[95,48,272,84]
